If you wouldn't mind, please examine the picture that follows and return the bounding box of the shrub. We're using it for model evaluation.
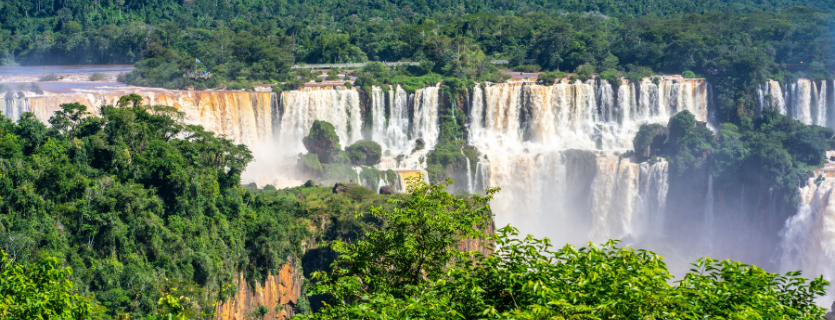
[89,72,108,81]
[625,66,654,83]
[38,73,60,81]
[346,185,375,201]
[28,82,43,94]
[598,69,621,86]
[513,64,542,73]
[537,71,566,85]
[575,63,595,81]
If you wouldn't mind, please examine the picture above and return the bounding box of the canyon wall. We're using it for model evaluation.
[215,264,301,320]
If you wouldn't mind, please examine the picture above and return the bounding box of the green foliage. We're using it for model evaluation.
[0,252,105,319]
[303,121,341,164]
[88,72,108,81]
[37,73,60,81]
[307,177,496,302]
[682,70,697,78]
[302,185,828,320]
[537,71,566,85]
[597,68,621,86]
[574,63,595,81]
[0,97,335,319]
[633,123,666,159]
[345,140,382,166]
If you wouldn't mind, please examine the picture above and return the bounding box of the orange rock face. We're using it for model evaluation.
[215,264,301,320]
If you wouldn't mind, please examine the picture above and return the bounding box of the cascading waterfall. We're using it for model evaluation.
[279,87,362,153]
[705,175,715,251]
[779,160,835,293]
[472,77,707,244]
[413,85,440,148]
[370,86,388,148]
[760,79,835,128]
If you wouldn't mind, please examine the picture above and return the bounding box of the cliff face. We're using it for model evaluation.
[216,264,301,320]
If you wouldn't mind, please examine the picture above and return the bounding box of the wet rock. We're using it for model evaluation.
[413,138,426,152]
[379,185,393,195]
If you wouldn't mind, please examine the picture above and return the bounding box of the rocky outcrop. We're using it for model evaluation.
[457,221,495,256]
[215,264,301,320]
[379,185,393,194]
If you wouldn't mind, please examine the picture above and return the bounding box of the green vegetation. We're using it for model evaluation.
[303,120,341,163]
[635,109,835,202]
[345,140,382,166]
[537,71,567,85]
[303,179,829,319]
[0,252,105,319]
[0,98,398,319]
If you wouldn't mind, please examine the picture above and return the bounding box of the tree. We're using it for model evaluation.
[0,253,105,319]
[308,177,497,302]
[302,183,828,320]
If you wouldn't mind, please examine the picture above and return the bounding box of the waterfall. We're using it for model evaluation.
[472,77,709,244]
[279,87,362,153]
[412,85,440,149]
[469,85,484,144]
[463,149,473,193]
[779,169,835,288]
[705,175,715,251]
[385,85,411,154]
[371,86,387,148]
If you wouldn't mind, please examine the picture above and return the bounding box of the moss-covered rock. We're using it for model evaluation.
[346,140,382,166]
[633,123,667,160]
[303,120,341,163]
[300,153,324,177]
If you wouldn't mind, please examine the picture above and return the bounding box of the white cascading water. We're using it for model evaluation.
[412,85,440,149]
[780,154,835,298]
[761,79,835,128]
[278,87,362,153]
[470,77,706,244]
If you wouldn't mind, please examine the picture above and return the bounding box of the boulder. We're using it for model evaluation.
[413,138,426,152]
[243,182,258,189]
[379,185,393,195]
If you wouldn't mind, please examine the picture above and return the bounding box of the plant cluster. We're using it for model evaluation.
[302,179,829,319]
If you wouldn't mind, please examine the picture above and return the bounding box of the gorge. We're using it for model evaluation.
[4,76,835,298]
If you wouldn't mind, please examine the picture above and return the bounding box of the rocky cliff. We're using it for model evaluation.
[215,264,301,320]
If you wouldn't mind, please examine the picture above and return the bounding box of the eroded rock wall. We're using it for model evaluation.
[215,264,301,320]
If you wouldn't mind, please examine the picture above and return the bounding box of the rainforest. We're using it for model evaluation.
[2,0,835,319]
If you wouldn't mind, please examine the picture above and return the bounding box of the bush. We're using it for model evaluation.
[89,72,108,81]
[513,64,542,73]
[575,63,595,81]
[28,82,43,94]
[598,69,621,86]
[38,73,60,81]
[625,66,654,83]
[537,71,566,85]
[346,140,382,166]
[346,185,375,201]
[682,70,697,78]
